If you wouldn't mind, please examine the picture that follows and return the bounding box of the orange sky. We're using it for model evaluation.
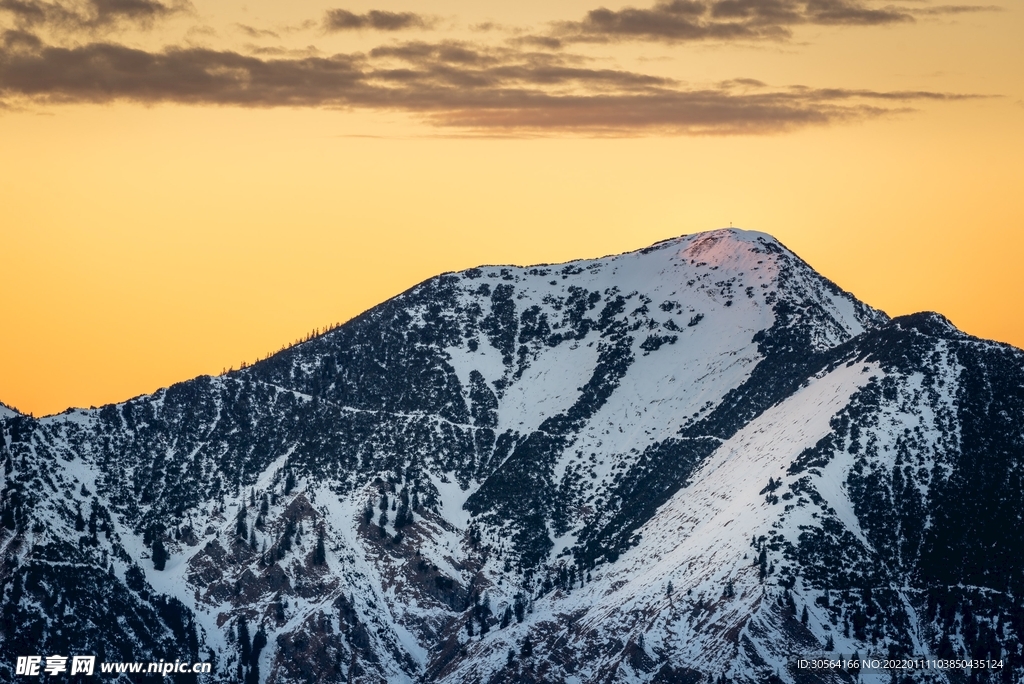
[1,0,1022,416]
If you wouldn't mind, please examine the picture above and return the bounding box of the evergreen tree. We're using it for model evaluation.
[513,593,526,623]
[238,617,252,667]
[395,493,411,528]
[1,503,15,530]
[245,628,267,684]
[152,538,168,571]
[236,505,248,540]
[314,527,327,565]
[275,598,286,622]
[88,502,99,544]
[937,632,955,658]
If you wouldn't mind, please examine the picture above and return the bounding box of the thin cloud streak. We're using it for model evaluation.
[550,0,998,43]
[0,32,982,135]
[910,3,1001,13]
[323,8,433,32]
[235,23,278,39]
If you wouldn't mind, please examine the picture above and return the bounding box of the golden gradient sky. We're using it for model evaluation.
[1,0,1022,416]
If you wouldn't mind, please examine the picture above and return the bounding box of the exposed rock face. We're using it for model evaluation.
[3,229,1023,683]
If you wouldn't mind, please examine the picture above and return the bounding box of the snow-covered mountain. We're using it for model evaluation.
[3,229,1023,683]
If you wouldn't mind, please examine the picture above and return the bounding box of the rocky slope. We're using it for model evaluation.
[2,229,1023,683]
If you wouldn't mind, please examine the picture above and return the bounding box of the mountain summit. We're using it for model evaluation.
[3,229,1023,683]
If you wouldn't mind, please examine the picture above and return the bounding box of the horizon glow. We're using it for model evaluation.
[1,0,1021,416]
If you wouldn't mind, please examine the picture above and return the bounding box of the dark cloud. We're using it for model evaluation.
[0,33,363,104]
[511,34,564,49]
[0,33,981,135]
[287,19,318,31]
[911,3,1002,13]
[553,0,996,43]
[90,0,176,24]
[803,0,912,24]
[244,43,320,57]
[0,0,49,26]
[2,26,41,48]
[371,41,484,64]
[559,0,788,43]
[719,77,767,87]
[235,23,278,39]
[0,0,184,31]
[323,8,431,32]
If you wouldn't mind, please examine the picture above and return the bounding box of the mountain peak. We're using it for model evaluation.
[677,227,782,267]
[589,227,784,270]
[640,227,777,252]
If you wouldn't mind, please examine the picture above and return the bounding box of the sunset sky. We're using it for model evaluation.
[1,0,1021,416]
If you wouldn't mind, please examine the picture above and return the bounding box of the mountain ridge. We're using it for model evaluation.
[3,228,1024,684]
